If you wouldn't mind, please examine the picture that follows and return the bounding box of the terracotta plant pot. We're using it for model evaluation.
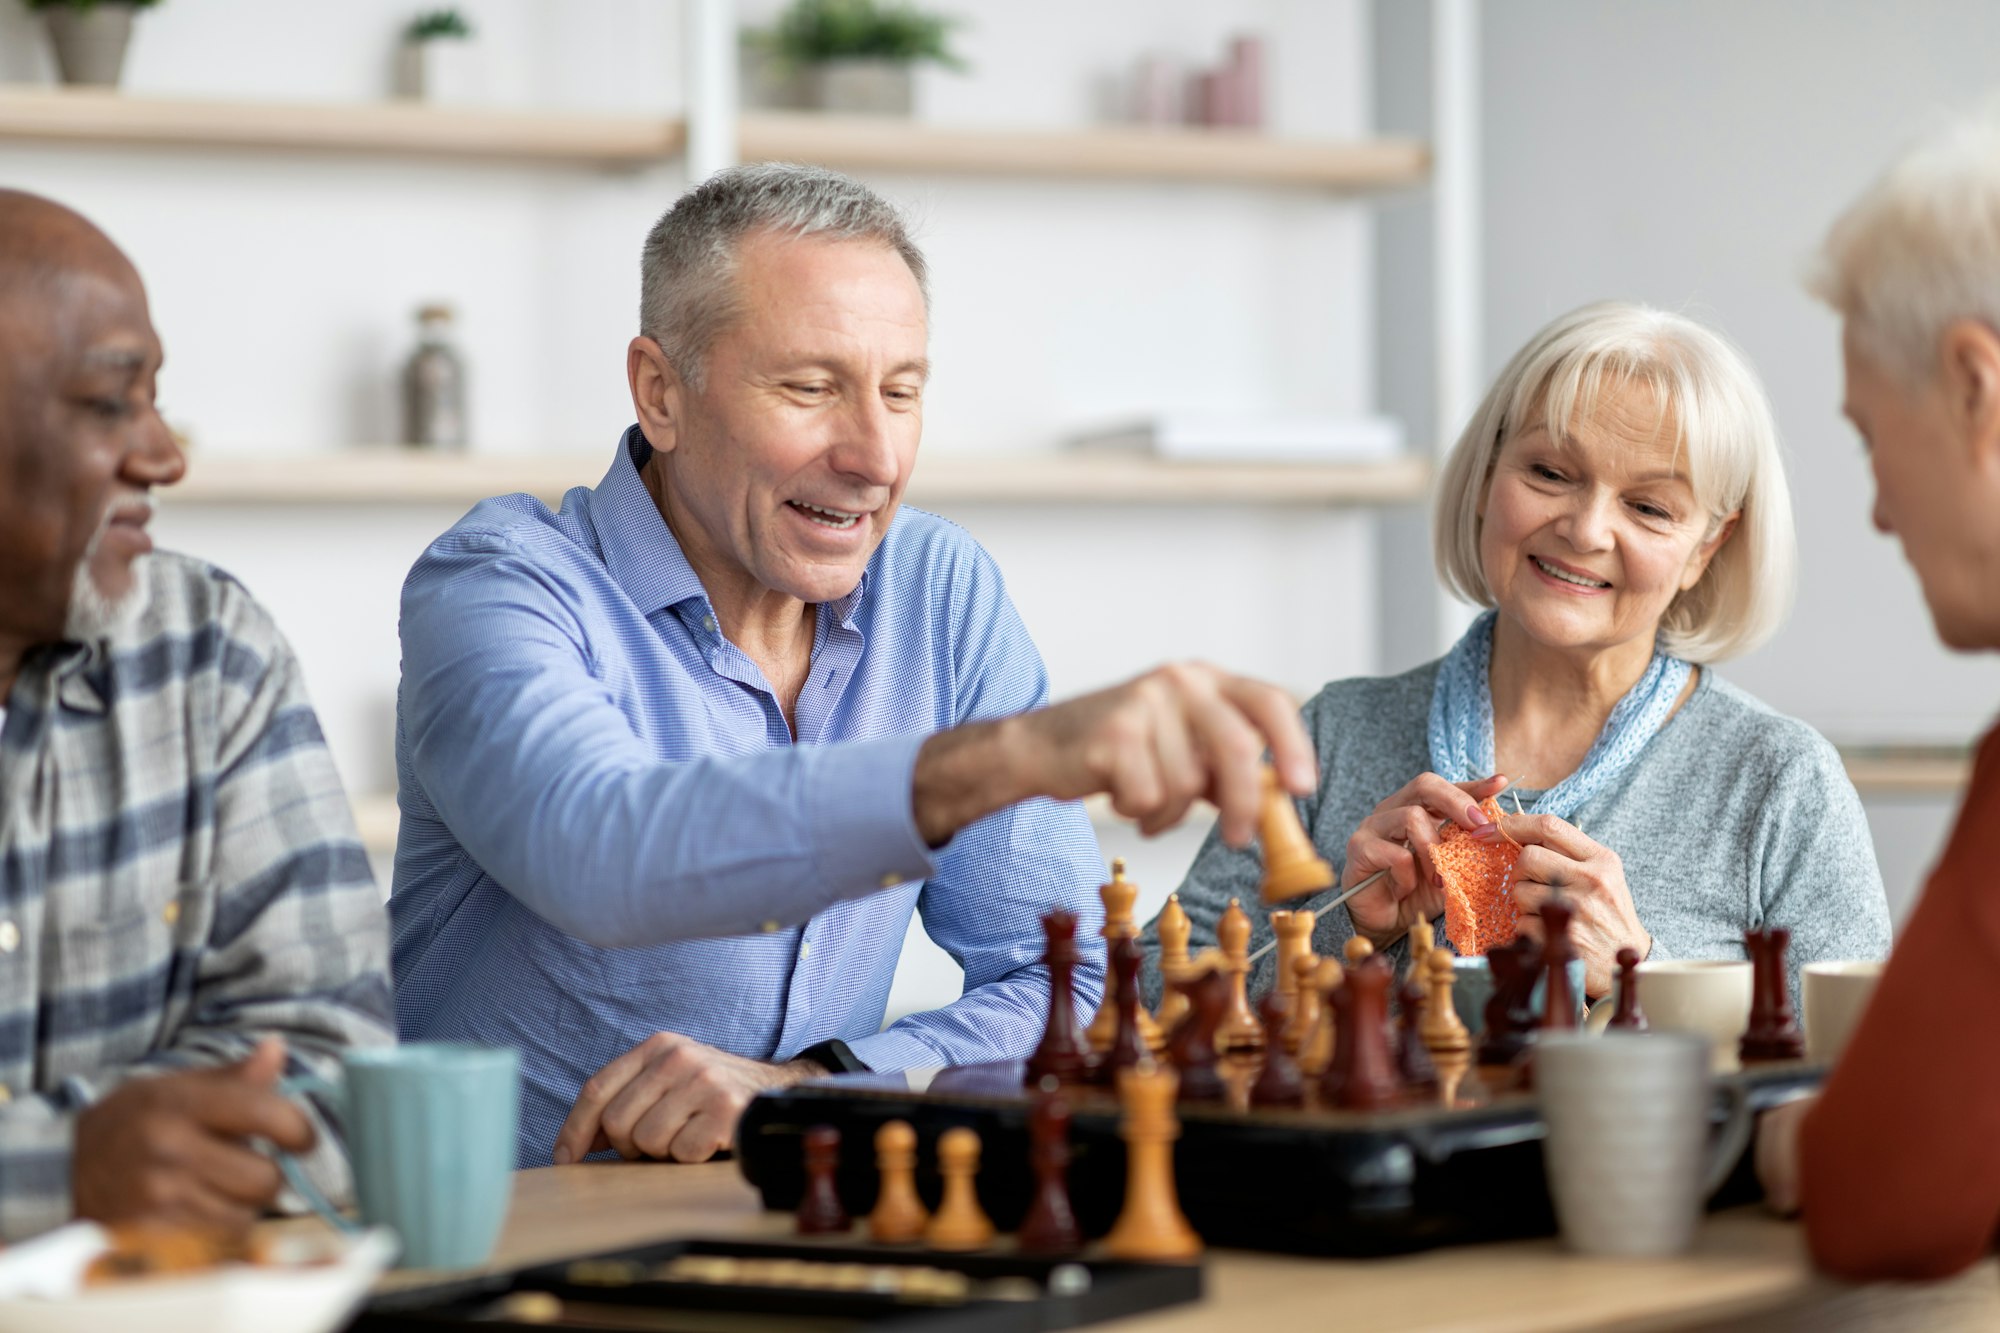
[808,58,913,116]
[43,4,137,88]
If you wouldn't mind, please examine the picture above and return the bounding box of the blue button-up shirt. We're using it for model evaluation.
[390,429,1105,1165]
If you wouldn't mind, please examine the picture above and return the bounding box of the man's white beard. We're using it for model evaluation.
[63,529,151,642]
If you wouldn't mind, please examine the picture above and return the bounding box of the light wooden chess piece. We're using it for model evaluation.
[1087,860,1165,1055]
[1302,957,1343,1076]
[1216,898,1263,1052]
[1154,893,1193,1033]
[924,1126,994,1250]
[1256,765,1336,904]
[1282,951,1320,1055]
[1420,948,1470,1057]
[1104,1061,1203,1262]
[1270,908,1315,1005]
[867,1120,929,1243]
[1408,912,1434,982]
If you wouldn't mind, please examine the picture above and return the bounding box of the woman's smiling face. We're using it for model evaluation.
[1478,380,1737,659]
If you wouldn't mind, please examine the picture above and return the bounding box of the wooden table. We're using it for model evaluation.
[375,1163,2000,1331]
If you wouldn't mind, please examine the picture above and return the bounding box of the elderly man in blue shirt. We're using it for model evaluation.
[391,164,1317,1168]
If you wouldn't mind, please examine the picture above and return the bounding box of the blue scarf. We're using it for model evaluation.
[1426,610,1691,822]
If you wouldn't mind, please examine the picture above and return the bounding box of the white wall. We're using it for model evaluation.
[1,1,1389,1019]
[1373,0,1998,921]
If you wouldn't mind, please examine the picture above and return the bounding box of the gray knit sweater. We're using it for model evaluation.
[1138,661,1890,1010]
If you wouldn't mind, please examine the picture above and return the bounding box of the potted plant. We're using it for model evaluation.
[756,0,965,117]
[395,8,480,104]
[23,0,161,88]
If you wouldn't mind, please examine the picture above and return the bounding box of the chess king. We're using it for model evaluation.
[388,163,1319,1168]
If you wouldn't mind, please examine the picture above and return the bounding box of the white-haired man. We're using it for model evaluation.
[391,164,1320,1169]
[0,191,393,1240]
[1756,112,2000,1278]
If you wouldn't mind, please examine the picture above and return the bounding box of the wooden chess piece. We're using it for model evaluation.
[1283,951,1320,1056]
[1087,860,1164,1055]
[1739,927,1805,1062]
[1606,946,1648,1031]
[796,1125,850,1234]
[1479,937,1539,1067]
[1301,957,1342,1076]
[1216,898,1263,1052]
[1256,765,1335,904]
[1104,1062,1203,1262]
[1017,1082,1084,1255]
[1395,976,1438,1091]
[1407,912,1434,983]
[1331,958,1400,1111]
[1420,948,1471,1056]
[1539,896,1579,1031]
[1432,1049,1472,1110]
[867,1120,928,1243]
[1270,908,1315,1004]
[1089,935,1150,1085]
[1164,963,1229,1103]
[924,1126,995,1250]
[1154,893,1193,1034]
[1249,990,1305,1107]
[1024,909,1088,1087]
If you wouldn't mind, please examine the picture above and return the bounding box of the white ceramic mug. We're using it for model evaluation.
[1586,960,1753,1072]
[1537,1031,1752,1257]
[1803,961,1884,1063]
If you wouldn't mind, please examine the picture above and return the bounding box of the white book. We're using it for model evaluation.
[1067,414,1406,462]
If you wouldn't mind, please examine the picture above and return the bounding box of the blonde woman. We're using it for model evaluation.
[1143,302,1889,1004]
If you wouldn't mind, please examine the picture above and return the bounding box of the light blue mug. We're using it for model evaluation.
[279,1042,520,1270]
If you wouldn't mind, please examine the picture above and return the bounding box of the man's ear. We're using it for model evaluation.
[1681,510,1740,591]
[627,336,686,454]
[1937,318,2000,473]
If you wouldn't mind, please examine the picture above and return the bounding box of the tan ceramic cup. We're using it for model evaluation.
[1803,961,1884,1063]
[1628,960,1753,1072]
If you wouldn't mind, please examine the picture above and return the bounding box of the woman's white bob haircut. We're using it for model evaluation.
[1810,105,2000,384]
[1433,302,1796,664]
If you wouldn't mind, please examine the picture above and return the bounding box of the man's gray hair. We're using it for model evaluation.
[639,162,929,388]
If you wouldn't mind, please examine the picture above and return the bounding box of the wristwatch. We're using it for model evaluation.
[796,1038,868,1075]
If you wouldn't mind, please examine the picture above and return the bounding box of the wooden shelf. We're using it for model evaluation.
[0,86,682,165]
[739,112,1429,190]
[170,448,1433,508]
[1838,746,1972,796]
[0,89,1427,189]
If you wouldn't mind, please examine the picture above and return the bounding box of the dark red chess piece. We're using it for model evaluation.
[1317,975,1356,1105]
[1479,936,1540,1066]
[1333,958,1400,1111]
[795,1124,850,1234]
[1088,935,1150,1086]
[1017,1079,1083,1255]
[1249,989,1305,1108]
[1607,946,1648,1031]
[1025,909,1088,1087]
[1394,976,1438,1091]
[1740,927,1805,1062]
[1539,896,1578,1031]
[1165,966,1229,1104]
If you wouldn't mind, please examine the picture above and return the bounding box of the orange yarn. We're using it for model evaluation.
[1436,798,1522,957]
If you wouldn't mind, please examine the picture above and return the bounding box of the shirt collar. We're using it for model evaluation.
[591,425,871,628]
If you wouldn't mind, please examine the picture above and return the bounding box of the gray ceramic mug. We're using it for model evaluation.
[279,1042,520,1269]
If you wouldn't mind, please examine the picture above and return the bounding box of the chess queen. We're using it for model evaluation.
[1143,302,1891,1008]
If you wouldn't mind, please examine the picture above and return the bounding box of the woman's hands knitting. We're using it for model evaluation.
[1341,771,1511,947]
[1498,812,1651,998]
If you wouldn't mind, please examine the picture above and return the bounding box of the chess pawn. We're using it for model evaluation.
[1025,909,1088,1087]
[1087,861,1165,1056]
[867,1120,929,1243]
[1395,977,1438,1091]
[1104,1062,1203,1262]
[1407,913,1434,983]
[1216,899,1263,1052]
[1249,990,1305,1107]
[1282,951,1320,1055]
[796,1125,850,1234]
[1606,946,1648,1031]
[1256,766,1336,904]
[1018,1082,1083,1255]
[1270,908,1315,1003]
[924,1127,995,1250]
[1154,893,1194,1034]
[1419,948,1471,1056]
[1301,957,1342,1077]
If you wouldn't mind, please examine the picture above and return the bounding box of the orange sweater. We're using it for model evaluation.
[1800,721,2000,1280]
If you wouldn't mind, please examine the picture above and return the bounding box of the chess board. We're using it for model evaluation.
[735,1058,1822,1257]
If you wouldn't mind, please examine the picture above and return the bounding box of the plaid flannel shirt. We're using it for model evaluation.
[0,551,393,1239]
